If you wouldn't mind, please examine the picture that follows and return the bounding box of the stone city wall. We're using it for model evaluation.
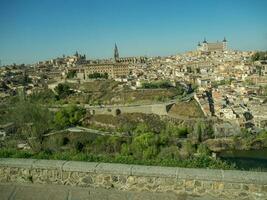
[90,103,169,116]
[0,158,266,200]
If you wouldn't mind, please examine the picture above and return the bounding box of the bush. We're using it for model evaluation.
[197,144,211,156]
[66,71,77,79]
[55,83,73,99]
[131,132,159,159]
[0,148,236,170]
[158,146,180,160]
[88,72,108,79]
[251,51,267,61]
[29,89,56,104]
[180,141,195,159]
[54,105,86,129]
[74,141,84,152]
[142,81,173,89]
[164,123,188,138]
[62,137,70,145]
[6,100,54,152]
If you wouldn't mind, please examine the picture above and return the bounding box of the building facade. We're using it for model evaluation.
[198,38,227,53]
[74,63,129,80]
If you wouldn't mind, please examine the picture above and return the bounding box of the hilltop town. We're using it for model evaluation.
[0,38,267,171]
[1,38,266,131]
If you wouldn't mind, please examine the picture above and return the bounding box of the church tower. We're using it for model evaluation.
[202,38,208,51]
[222,37,227,51]
[197,41,201,51]
[114,43,119,62]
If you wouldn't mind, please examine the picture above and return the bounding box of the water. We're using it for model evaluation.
[219,148,267,171]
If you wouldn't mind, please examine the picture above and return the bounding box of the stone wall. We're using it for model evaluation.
[89,103,170,116]
[0,158,266,200]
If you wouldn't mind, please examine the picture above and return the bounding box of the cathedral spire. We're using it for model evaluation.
[114,43,119,61]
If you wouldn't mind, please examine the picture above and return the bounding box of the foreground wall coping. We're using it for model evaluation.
[0,158,267,184]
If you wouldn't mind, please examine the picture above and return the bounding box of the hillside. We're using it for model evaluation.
[168,100,205,118]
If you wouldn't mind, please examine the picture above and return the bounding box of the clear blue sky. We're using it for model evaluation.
[1,0,267,64]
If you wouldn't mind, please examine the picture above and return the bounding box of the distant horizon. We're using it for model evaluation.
[0,42,264,66]
[1,0,267,65]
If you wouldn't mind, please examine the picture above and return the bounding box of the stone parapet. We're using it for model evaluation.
[0,158,266,199]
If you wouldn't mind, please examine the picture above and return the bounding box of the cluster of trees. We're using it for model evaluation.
[212,79,233,87]
[6,72,32,86]
[27,120,232,169]
[251,51,267,61]
[70,122,210,161]
[4,98,86,152]
[29,89,56,103]
[88,72,108,79]
[27,83,75,103]
[6,100,54,152]
[54,105,86,129]
[66,71,77,79]
[54,83,73,99]
[1,96,235,169]
[142,81,173,89]
[260,85,267,96]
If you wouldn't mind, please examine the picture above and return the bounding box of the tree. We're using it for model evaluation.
[157,146,180,160]
[142,81,173,89]
[29,89,56,103]
[131,132,158,159]
[164,123,188,138]
[55,83,73,99]
[88,72,108,79]
[54,105,86,129]
[66,71,77,79]
[197,144,211,156]
[133,123,150,135]
[251,51,267,61]
[7,100,53,152]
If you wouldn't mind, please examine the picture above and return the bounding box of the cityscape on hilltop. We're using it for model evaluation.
[0,0,267,199]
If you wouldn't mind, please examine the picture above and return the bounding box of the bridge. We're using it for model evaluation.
[49,93,197,117]
[84,101,175,116]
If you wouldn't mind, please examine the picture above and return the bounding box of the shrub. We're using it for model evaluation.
[157,146,180,160]
[197,144,211,156]
[142,81,173,89]
[6,100,53,152]
[88,72,108,79]
[54,105,86,129]
[66,71,77,79]
[74,141,84,152]
[29,89,56,104]
[55,83,73,99]
[131,132,159,159]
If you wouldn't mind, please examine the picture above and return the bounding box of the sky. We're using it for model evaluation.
[0,0,267,65]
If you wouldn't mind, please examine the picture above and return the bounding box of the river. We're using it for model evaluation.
[219,148,267,171]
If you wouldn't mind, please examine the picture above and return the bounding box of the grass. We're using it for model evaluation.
[168,100,205,118]
[0,148,236,170]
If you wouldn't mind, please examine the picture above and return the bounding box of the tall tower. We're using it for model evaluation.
[114,43,119,62]
[222,37,227,51]
[202,38,208,51]
[197,41,201,51]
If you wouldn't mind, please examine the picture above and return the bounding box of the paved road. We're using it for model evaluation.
[0,183,218,200]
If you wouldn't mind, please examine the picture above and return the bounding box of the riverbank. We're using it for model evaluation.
[219,148,267,171]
